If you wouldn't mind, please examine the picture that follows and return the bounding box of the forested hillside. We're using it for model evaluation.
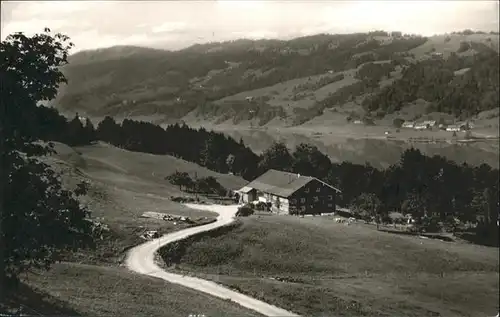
[362,49,499,118]
[52,30,499,126]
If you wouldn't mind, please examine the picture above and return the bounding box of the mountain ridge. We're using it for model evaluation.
[53,30,499,125]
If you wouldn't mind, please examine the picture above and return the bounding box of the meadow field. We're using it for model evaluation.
[159,214,500,317]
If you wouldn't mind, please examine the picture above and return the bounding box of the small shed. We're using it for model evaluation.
[236,186,257,204]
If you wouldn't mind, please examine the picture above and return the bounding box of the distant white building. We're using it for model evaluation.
[422,120,436,127]
[413,121,435,130]
[353,120,363,125]
[414,123,428,130]
[446,125,462,132]
[402,121,415,128]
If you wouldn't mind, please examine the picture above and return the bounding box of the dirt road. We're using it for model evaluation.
[125,203,299,317]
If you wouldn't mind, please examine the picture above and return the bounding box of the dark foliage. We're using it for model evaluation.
[96,118,260,180]
[1,29,98,291]
[165,170,227,196]
[355,62,395,82]
[236,205,255,217]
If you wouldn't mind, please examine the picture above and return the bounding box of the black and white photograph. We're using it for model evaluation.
[1,1,499,316]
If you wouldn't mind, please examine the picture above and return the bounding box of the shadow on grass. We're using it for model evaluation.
[378,228,456,242]
[1,282,81,316]
[458,231,499,248]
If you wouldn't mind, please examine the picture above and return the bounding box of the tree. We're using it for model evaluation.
[464,130,472,140]
[350,193,383,229]
[165,171,192,191]
[258,141,293,173]
[292,143,331,178]
[194,176,226,196]
[226,154,236,173]
[401,191,428,225]
[66,113,85,145]
[96,116,120,145]
[199,134,228,173]
[83,117,97,144]
[470,188,497,226]
[1,29,97,291]
[392,118,405,128]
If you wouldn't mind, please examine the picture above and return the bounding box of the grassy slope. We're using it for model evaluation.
[45,141,247,265]
[17,263,261,317]
[164,215,499,317]
[74,141,247,191]
[6,142,258,316]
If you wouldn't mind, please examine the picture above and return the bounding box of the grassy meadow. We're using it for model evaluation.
[160,214,499,317]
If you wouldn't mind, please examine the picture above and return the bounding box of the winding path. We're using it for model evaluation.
[125,203,299,317]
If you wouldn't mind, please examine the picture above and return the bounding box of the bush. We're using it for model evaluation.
[363,117,376,126]
[236,204,255,217]
[420,216,443,233]
[393,118,405,128]
[457,41,471,53]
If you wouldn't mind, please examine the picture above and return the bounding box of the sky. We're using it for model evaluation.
[1,0,499,53]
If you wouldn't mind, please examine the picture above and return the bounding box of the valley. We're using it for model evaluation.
[52,30,500,168]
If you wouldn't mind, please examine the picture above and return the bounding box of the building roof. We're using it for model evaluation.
[246,169,341,198]
[236,186,254,193]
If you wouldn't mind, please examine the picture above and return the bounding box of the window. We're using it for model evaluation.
[328,195,333,200]
[291,199,297,204]
[304,188,309,193]
[301,206,306,211]
[313,196,319,202]
[316,187,321,192]
[328,203,333,208]
[300,198,306,203]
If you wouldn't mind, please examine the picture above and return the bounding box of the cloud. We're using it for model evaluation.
[1,1,498,52]
[152,22,188,34]
[245,30,279,40]
[2,19,68,37]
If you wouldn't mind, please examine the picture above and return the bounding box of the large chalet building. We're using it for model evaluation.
[236,169,341,215]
